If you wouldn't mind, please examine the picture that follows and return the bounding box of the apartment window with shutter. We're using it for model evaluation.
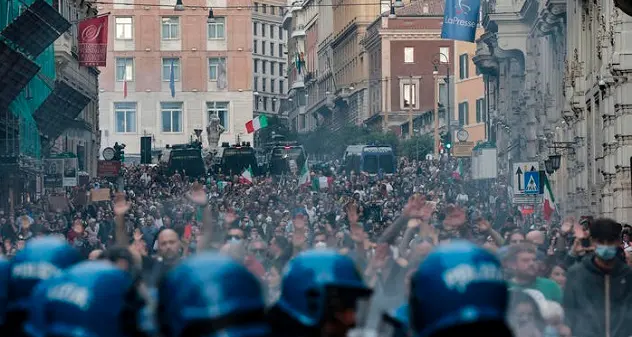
[458,102,469,126]
[459,54,469,79]
[476,98,486,123]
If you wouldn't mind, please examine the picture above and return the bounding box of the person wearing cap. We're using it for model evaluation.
[409,240,512,337]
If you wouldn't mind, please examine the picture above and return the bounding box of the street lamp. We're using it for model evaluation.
[432,52,451,158]
[544,158,555,174]
[548,154,561,171]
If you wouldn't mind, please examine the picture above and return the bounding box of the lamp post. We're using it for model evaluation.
[432,52,451,158]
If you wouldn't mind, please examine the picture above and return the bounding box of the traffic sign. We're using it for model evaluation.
[452,142,475,157]
[513,162,539,195]
[524,171,540,195]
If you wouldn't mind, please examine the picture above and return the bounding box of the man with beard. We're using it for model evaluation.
[506,243,562,303]
[144,228,182,286]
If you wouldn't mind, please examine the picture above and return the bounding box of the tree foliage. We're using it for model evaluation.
[399,135,434,160]
[257,116,297,145]
[298,125,409,159]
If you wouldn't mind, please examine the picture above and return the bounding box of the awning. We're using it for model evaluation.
[0,41,40,109]
[33,81,91,139]
[1,0,71,58]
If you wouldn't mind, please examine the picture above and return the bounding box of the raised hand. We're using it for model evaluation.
[112,193,131,216]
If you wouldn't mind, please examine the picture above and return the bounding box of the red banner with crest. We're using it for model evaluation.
[78,15,109,67]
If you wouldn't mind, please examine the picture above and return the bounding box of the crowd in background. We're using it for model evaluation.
[1,155,631,337]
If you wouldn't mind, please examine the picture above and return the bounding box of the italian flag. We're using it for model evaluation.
[240,166,254,184]
[298,159,310,186]
[312,176,334,190]
[245,115,269,134]
[543,174,556,221]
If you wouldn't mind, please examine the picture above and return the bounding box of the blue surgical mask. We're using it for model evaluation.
[595,245,618,260]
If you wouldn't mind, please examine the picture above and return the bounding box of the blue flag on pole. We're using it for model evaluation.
[441,0,481,43]
[169,59,176,98]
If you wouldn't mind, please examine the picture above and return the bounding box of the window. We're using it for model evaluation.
[271,99,276,112]
[279,80,284,93]
[263,97,268,110]
[115,17,133,40]
[207,17,225,39]
[161,102,183,133]
[114,102,136,133]
[439,47,449,63]
[458,102,469,126]
[271,79,276,93]
[262,78,267,92]
[278,44,283,56]
[270,62,276,75]
[270,42,274,56]
[253,22,257,35]
[476,98,486,123]
[403,83,416,107]
[262,61,267,74]
[115,57,134,81]
[161,17,180,40]
[207,102,229,129]
[459,53,469,79]
[404,47,414,63]
[254,77,258,91]
[279,26,283,39]
[208,57,226,81]
[279,63,284,76]
[262,42,266,55]
[254,60,259,73]
[253,40,258,53]
[262,23,266,37]
[262,4,266,13]
[161,58,180,81]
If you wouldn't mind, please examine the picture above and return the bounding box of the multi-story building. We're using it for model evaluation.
[362,2,486,146]
[98,0,254,158]
[53,0,101,176]
[474,0,632,221]
[252,1,288,120]
[283,0,319,133]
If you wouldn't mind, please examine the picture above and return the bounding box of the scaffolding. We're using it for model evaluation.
[0,0,56,159]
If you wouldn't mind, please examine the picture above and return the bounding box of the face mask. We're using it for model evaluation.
[229,237,242,243]
[314,241,327,249]
[595,245,617,260]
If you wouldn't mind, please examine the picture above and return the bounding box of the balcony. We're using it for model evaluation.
[291,25,306,38]
[282,9,292,29]
[291,76,305,89]
[54,31,75,65]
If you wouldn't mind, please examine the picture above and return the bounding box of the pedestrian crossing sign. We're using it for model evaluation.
[524,171,539,195]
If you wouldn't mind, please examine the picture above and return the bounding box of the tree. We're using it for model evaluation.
[257,116,296,145]
[399,134,434,160]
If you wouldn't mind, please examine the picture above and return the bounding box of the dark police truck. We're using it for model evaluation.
[166,143,206,177]
[212,142,259,176]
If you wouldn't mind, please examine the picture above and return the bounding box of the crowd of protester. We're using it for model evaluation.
[1,155,631,337]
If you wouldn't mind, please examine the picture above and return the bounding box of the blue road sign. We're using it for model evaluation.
[524,171,540,195]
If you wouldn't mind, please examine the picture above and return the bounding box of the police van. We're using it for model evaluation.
[342,144,396,175]
[212,142,259,176]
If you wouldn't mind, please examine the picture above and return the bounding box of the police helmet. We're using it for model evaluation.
[380,304,409,337]
[24,260,145,337]
[8,237,82,312]
[409,240,508,337]
[274,249,372,327]
[158,252,269,337]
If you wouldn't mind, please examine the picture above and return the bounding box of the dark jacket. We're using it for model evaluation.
[563,254,632,337]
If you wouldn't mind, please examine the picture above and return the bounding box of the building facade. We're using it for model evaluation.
[475,0,632,221]
[361,2,485,145]
[283,0,319,133]
[252,1,288,119]
[53,0,101,177]
[98,0,254,158]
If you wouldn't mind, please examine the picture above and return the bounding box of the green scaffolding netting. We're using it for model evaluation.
[0,0,56,159]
